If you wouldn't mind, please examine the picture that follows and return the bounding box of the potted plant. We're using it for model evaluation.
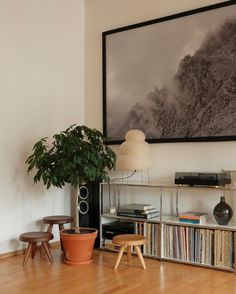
[26,124,116,265]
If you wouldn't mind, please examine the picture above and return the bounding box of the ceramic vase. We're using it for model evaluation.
[213,196,233,225]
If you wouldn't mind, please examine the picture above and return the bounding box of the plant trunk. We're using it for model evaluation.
[71,183,80,228]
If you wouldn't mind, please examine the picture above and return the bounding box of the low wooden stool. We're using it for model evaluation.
[112,234,147,270]
[43,215,73,250]
[43,215,73,233]
[19,232,53,266]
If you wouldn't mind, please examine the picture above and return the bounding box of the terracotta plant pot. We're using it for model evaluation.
[60,228,98,265]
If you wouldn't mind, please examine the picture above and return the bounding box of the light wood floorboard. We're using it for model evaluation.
[0,246,236,294]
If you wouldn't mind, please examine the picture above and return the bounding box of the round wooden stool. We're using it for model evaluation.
[43,215,73,232]
[43,215,73,251]
[112,234,147,270]
[19,232,53,266]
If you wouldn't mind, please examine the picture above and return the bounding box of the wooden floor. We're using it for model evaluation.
[1,247,236,294]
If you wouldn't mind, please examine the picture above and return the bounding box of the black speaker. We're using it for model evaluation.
[77,181,100,247]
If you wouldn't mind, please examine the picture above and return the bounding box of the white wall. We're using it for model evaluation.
[1,0,235,254]
[85,0,236,218]
[0,0,85,254]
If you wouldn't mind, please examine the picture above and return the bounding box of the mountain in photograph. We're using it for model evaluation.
[116,19,236,140]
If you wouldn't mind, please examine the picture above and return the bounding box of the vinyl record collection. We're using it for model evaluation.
[163,224,234,269]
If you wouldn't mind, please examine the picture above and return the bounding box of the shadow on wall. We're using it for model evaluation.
[10,219,47,252]
[7,142,68,252]
[13,140,70,200]
[10,238,22,251]
[12,143,46,196]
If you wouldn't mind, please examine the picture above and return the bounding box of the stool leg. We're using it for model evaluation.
[31,242,37,259]
[127,246,131,262]
[41,224,53,254]
[47,224,53,233]
[114,246,125,270]
[59,224,65,251]
[59,224,64,231]
[23,243,32,266]
[135,245,146,270]
[42,242,53,263]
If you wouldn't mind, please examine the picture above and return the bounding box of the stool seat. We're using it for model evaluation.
[43,215,73,225]
[113,234,147,246]
[19,232,53,266]
[112,234,147,270]
[20,232,53,243]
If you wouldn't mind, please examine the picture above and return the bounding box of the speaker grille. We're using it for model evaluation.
[79,186,89,199]
[78,200,89,215]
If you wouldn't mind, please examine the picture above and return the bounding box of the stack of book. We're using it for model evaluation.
[117,203,159,219]
[179,211,208,224]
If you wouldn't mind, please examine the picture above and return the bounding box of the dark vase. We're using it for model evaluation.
[213,196,233,225]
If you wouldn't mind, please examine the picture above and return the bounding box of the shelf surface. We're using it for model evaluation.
[101,213,161,223]
[101,214,236,230]
[100,182,236,191]
[162,215,236,231]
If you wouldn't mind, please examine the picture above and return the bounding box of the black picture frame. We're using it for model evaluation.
[102,1,236,144]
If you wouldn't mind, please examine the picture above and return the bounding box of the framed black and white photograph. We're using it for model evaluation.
[102,0,236,144]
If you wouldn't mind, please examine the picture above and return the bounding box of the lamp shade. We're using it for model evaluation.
[116,129,151,171]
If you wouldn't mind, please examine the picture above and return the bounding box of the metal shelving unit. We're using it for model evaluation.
[99,182,236,272]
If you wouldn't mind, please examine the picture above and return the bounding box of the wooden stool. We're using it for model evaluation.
[19,232,53,266]
[43,215,73,233]
[112,234,147,270]
[43,215,73,250]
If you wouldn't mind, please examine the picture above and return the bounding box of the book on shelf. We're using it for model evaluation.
[179,219,206,225]
[119,207,159,215]
[117,211,159,219]
[118,203,158,218]
[179,211,208,224]
[119,203,154,212]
